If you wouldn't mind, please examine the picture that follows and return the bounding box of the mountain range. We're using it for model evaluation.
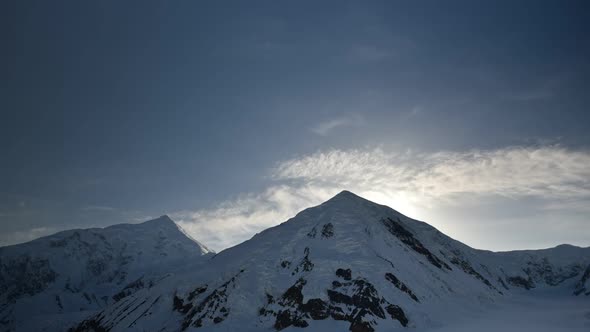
[1,191,588,331]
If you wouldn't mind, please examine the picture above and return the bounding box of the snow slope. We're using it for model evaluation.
[0,215,213,332]
[421,286,590,332]
[69,191,590,332]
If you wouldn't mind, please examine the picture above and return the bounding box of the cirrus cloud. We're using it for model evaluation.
[175,146,590,252]
[311,114,364,136]
[275,146,590,199]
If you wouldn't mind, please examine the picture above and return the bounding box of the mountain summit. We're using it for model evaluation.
[322,190,387,210]
[143,214,176,225]
[0,216,213,331]
[64,191,589,332]
[326,189,363,201]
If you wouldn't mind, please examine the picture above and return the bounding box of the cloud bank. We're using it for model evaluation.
[175,146,590,252]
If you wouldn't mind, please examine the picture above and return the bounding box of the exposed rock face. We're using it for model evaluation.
[112,277,151,302]
[260,269,409,331]
[503,260,584,291]
[173,285,210,314]
[321,223,334,238]
[574,265,590,296]
[336,268,352,281]
[308,223,335,239]
[447,252,499,293]
[523,258,583,286]
[180,270,244,329]
[291,247,314,275]
[307,227,317,238]
[381,218,451,271]
[497,277,509,290]
[507,276,535,290]
[384,273,419,302]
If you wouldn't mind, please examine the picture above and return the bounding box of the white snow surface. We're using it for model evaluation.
[0,215,213,331]
[2,191,589,332]
[421,286,590,332]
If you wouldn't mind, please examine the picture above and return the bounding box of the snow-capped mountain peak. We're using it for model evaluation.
[2,192,589,332]
[69,191,589,332]
[0,216,213,331]
[135,215,212,255]
[141,214,176,226]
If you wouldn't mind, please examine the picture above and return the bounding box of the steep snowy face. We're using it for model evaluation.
[74,191,590,332]
[480,244,590,292]
[0,215,213,332]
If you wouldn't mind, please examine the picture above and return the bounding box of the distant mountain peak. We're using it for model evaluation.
[328,189,363,200]
[317,190,401,220]
[0,214,214,331]
[5,193,590,332]
[321,190,376,209]
[158,214,174,221]
[142,214,175,225]
[136,215,184,232]
[137,215,213,254]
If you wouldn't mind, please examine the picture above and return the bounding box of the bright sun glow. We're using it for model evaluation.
[360,190,420,220]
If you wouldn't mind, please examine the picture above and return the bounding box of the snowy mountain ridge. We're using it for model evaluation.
[0,215,213,331]
[1,191,588,332]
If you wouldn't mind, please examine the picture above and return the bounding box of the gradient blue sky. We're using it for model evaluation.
[2,1,589,251]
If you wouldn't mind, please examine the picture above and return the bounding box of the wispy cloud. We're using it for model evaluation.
[174,146,590,251]
[172,185,335,251]
[311,114,364,136]
[275,147,590,199]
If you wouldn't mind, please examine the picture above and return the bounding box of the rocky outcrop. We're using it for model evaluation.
[336,268,352,281]
[522,258,583,286]
[112,277,149,302]
[447,252,499,292]
[321,223,334,238]
[180,270,244,329]
[71,295,162,332]
[259,268,409,331]
[506,276,535,290]
[381,218,451,271]
[384,273,419,302]
[574,265,590,296]
[291,247,314,276]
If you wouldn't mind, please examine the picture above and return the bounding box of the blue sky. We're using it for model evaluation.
[1,1,589,251]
